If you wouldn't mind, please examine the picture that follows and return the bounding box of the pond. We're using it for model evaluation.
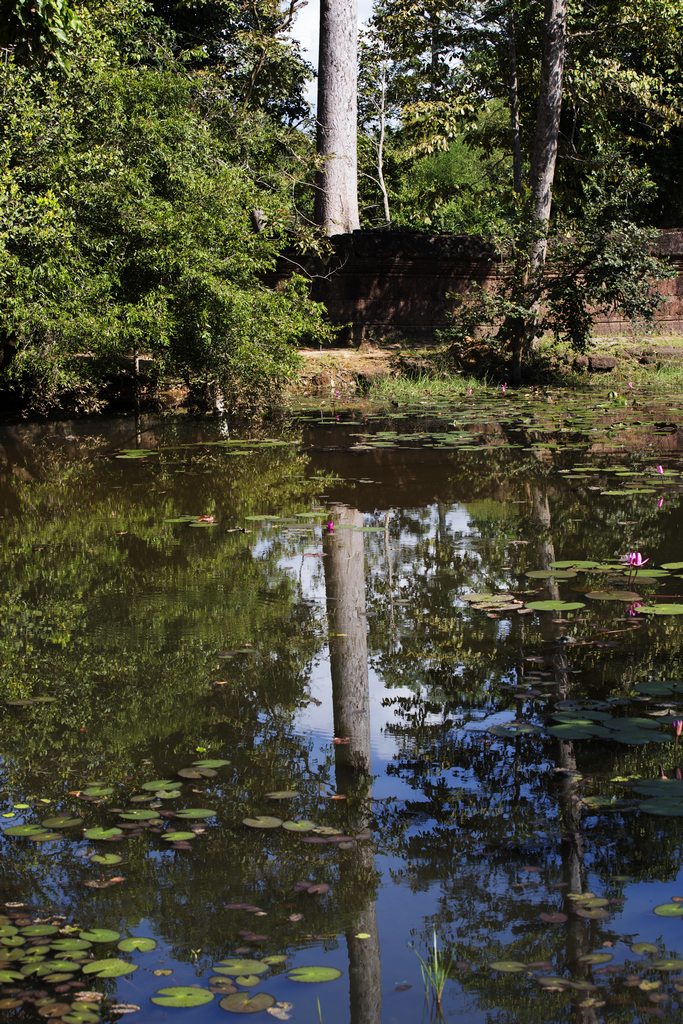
[3,387,683,1023]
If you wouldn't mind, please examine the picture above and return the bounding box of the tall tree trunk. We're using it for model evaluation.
[316,0,360,235]
[377,68,391,224]
[506,3,523,195]
[507,0,568,384]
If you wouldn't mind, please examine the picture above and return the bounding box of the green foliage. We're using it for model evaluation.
[0,0,329,415]
[0,0,82,64]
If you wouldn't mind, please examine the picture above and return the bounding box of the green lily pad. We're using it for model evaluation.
[141,780,182,792]
[118,809,162,821]
[83,827,123,841]
[489,961,527,973]
[51,939,92,952]
[79,929,121,943]
[525,601,585,612]
[193,759,230,768]
[639,604,683,615]
[152,987,215,1008]
[651,959,683,970]
[82,958,138,977]
[265,791,299,800]
[214,960,269,977]
[661,562,683,570]
[118,937,157,953]
[0,969,25,982]
[41,816,83,829]
[4,824,47,837]
[282,820,316,832]
[235,975,260,987]
[585,591,641,602]
[551,560,601,569]
[174,808,215,819]
[21,925,58,937]
[243,816,282,829]
[631,942,659,955]
[262,956,287,966]
[162,831,197,841]
[219,992,275,1013]
[653,903,683,917]
[287,966,342,983]
[90,853,123,866]
[82,786,114,798]
[578,952,613,965]
[526,569,577,579]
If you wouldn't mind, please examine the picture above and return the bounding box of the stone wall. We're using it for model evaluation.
[291,228,683,342]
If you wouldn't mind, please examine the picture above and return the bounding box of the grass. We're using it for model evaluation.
[414,929,454,1011]
[365,372,485,404]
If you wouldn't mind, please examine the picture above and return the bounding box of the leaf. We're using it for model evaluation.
[525,601,586,612]
[90,853,123,866]
[174,808,216,819]
[78,929,120,943]
[162,830,197,841]
[214,960,269,977]
[490,961,527,973]
[243,816,282,829]
[639,604,683,615]
[41,816,83,829]
[219,993,276,1013]
[151,987,214,1007]
[653,904,683,917]
[82,958,137,977]
[286,966,341,983]
[117,937,157,953]
[193,759,230,768]
[282,820,316,832]
[265,791,298,800]
[83,827,123,841]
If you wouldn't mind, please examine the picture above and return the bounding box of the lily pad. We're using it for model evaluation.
[214,960,269,977]
[41,816,83,829]
[83,827,123,841]
[287,966,342,983]
[118,809,162,822]
[51,939,92,952]
[219,993,275,1013]
[639,604,683,615]
[4,824,47,837]
[174,808,215,819]
[82,958,137,977]
[525,600,585,612]
[585,591,641,602]
[141,780,182,792]
[162,831,196,841]
[653,903,683,917]
[265,791,299,800]
[243,816,282,829]
[651,959,683,970]
[21,925,58,937]
[152,987,215,1008]
[90,853,123,866]
[81,786,114,798]
[118,937,157,953]
[282,820,316,833]
[193,759,230,768]
[489,961,527,973]
[79,929,121,943]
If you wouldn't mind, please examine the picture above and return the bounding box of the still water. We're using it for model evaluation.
[3,390,683,1023]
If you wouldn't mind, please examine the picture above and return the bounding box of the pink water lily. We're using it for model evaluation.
[326,520,334,533]
[500,382,508,395]
[625,551,649,568]
[657,497,664,509]
[627,602,643,617]
[656,465,664,475]
[674,719,683,744]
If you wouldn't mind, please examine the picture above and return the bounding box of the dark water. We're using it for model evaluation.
[3,390,683,1023]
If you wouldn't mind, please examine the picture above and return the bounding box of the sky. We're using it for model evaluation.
[291,0,374,105]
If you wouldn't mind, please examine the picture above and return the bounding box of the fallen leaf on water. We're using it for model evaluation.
[154,969,173,976]
[333,738,350,745]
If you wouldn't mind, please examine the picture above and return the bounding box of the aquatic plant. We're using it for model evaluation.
[414,929,453,1011]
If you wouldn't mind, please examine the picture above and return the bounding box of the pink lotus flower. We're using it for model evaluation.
[500,383,508,395]
[627,602,643,617]
[674,720,683,744]
[625,551,649,568]
[326,520,334,533]
[656,465,664,475]
[627,380,635,390]
[657,497,664,509]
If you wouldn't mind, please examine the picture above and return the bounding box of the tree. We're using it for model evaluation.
[315,0,361,234]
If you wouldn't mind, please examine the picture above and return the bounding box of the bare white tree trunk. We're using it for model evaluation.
[316,0,360,235]
[377,68,390,224]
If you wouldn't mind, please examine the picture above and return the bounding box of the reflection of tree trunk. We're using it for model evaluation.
[324,505,371,779]
[346,844,381,1024]
[323,505,381,1024]
[527,485,596,1022]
